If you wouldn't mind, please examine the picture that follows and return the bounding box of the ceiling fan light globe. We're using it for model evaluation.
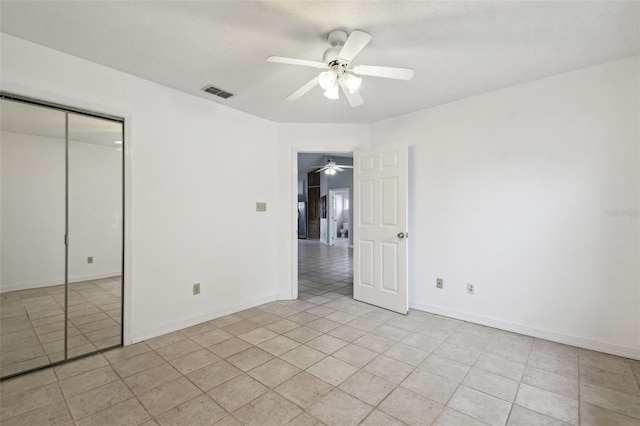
[318,71,337,90]
[323,86,340,100]
[341,74,362,94]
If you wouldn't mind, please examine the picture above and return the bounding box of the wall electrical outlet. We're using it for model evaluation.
[256,202,267,212]
[436,278,443,289]
[193,283,200,295]
[467,283,475,295]
[87,256,93,264]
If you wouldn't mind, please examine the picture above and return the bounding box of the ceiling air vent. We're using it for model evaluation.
[202,85,234,99]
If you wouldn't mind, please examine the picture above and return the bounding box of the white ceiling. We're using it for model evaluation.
[1,1,638,124]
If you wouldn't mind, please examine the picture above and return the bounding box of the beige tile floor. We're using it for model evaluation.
[0,277,122,377]
[1,241,639,425]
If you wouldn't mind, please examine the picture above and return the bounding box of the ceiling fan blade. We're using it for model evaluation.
[267,56,328,69]
[315,165,330,173]
[352,64,414,80]
[335,165,354,169]
[339,81,364,107]
[338,30,372,63]
[333,166,345,172]
[287,77,319,101]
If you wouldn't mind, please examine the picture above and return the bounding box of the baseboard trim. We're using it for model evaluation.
[276,293,294,300]
[130,294,277,343]
[0,272,121,293]
[410,302,640,361]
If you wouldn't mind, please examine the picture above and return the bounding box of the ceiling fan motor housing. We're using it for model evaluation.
[323,46,343,65]
[325,30,350,67]
[327,30,348,47]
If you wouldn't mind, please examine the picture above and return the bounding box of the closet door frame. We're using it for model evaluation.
[0,92,125,380]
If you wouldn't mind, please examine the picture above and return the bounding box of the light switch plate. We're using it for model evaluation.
[256,202,267,212]
[193,283,200,295]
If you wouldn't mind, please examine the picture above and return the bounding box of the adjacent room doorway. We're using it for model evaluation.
[293,144,409,314]
[295,152,354,302]
[328,188,350,247]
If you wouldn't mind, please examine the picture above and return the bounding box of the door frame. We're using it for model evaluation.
[291,149,353,300]
[328,188,350,247]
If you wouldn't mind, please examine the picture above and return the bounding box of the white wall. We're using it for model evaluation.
[1,34,280,343]
[1,131,122,291]
[371,56,640,358]
[1,132,66,290]
[68,140,123,283]
[4,32,636,359]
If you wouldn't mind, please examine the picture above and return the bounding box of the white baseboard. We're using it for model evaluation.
[410,302,640,361]
[276,293,294,300]
[69,272,121,284]
[0,272,121,293]
[130,294,277,343]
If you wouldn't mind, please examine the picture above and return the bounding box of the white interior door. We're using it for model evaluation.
[353,142,408,314]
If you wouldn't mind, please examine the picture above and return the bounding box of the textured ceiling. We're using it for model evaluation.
[1,1,638,123]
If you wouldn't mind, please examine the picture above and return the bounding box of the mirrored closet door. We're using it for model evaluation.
[0,94,124,379]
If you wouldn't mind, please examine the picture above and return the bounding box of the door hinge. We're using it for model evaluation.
[64,234,69,245]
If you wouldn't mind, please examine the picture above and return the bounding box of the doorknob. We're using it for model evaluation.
[397,232,405,239]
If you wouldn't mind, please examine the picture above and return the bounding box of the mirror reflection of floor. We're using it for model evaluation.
[0,277,121,377]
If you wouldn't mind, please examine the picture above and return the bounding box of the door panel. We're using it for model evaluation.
[0,99,67,376]
[0,95,124,379]
[359,240,375,287]
[381,242,399,293]
[353,142,408,314]
[67,113,123,358]
[359,180,374,225]
[381,178,398,225]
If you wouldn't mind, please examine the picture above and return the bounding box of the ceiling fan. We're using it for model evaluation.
[267,29,414,107]
[314,158,354,175]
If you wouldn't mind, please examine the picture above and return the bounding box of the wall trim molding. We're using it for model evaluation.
[410,302,640,361]
[276,293,294,300]
[130,294,277,343]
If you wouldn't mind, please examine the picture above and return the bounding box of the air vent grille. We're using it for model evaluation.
[203,85,234,99]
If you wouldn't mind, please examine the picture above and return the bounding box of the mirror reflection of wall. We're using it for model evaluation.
[66,113,123,358]
[1,100,67,375]
[0,96,124,378]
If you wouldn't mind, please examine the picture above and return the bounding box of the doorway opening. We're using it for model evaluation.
[328,188,350,248]
[295,152,353,302]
